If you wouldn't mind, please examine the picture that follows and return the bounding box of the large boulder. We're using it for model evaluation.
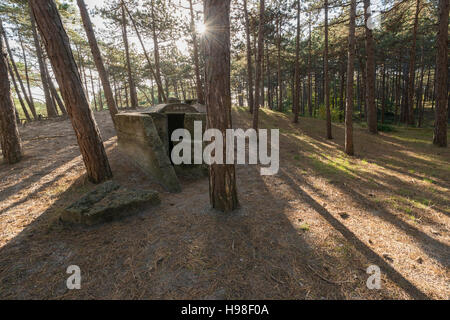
[60,181,160,226]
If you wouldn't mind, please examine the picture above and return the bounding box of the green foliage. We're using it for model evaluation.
[377,124,396,132]
[318,104,344,122]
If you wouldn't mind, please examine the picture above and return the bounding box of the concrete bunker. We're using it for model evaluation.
[115,103,207,193]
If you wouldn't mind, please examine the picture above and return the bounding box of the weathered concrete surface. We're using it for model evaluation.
[151,103,199,114]
[60,181,160,226]
[192,103,207,113]
[115,113,181,192]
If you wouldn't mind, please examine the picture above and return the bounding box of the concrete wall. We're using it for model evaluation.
[115,113,181,193]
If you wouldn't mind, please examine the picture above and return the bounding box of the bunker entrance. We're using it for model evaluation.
[167,113,185,163]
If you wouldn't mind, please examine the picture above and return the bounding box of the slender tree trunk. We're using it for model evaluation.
[124,82,129,108]
[381,61,386,124]
[7,59,31,122]
[417,56,425,128]
[0,21,35,120]
[243,0,254,114]
[293,0,301,123]
[407,0,421,126]
[90,69,98,111]
[204,0,239,212]
[151,0,165,103]
[77,0,118,124]
[0,36,22,164]
[29,5,58,118]
[29,0,112,183]
[364,0,377,134]
[307,14,312,116]
[19,34,37,119]
[345,0,356,155]
[340,59,346,120]
[358,54,367,121]
[277,14,282,112]
[122,2,166,104]
[324,0,332,139]
[121,2,138,108]
[98,83,104,111]
[189,0,205,104]
[253,0,264,130]
[433,0,449,147]
[48,74,67,115]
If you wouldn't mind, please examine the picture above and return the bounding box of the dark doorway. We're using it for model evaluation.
[168,113,185,163]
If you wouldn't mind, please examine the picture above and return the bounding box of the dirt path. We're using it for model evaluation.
[0,109,448,299]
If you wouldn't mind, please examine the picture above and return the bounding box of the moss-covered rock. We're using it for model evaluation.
[61,181,160,226]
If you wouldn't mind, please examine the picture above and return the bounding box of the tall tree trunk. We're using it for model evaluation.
[121,2,138,108]
[364,0,377,134]
[77,0,118,124]
[19,34,37,119]
[307,14,312,116]
[243,0,254,114]
[124,82,129,108]
[0,21,35,120]
[417,51,425,128]
[0,36,22,164]
[7,59,31,122]
[29,0,112,183]
[293,0,301,123]
[277,14,282,111]
[48,74,67,115]
[433,0,449,147]
[189,0,205,104]
[324,0,332,139]
[29,4,58,118]
[345,0,356,155]
[122,1,166,104]
[253,0,264,130]
[381,60,386,124]
[340,59,346,120]
[266,42,272,110]
[151,0,165,103]
[407,0,421,126]
[98,83,104,111]
[204,0,239,212]
[90,68,98,111]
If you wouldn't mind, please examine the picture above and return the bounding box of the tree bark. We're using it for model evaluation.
[253,0,264,130]
[0,37,22,164]
[293,0,300,124]
[121,2,138,108]
[345,0,356,156]
[47,73,67,115]
[29,0,112,183]
[277,14,282,112]
[121,2,166,104]
[189,0,205,104]
[243,0,254,114]
[364,0,377,134]
[7,58,31,122]
[324,0,332,139]
[29,3,58,118]
[0,21,35,120]
[77,0,118,124]
[407,0,421,126]
[307,14,312,116]
[19,34,37,119]
[204,0,239,212]
[90,68,98,111]
[151,0,165,103]
[433,0,449,147]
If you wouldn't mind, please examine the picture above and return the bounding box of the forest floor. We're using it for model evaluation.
[0,108,448,300]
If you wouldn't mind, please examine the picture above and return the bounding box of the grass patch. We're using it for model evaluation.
[298,223,310,231]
